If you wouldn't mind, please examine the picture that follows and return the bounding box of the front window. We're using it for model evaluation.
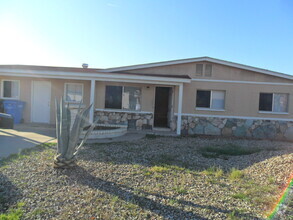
[259,93,288,113]
[105,86,122,109]
[65,83,83,102]
[105,85,141,111]
[196,90,225,110]
[2,80,20,99]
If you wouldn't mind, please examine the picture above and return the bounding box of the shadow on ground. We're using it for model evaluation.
[0,173,22,213]
[61,166,261,219]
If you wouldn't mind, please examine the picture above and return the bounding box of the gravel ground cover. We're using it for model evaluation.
[0,136,292,219]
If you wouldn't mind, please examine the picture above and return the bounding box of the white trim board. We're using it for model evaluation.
[95,108,153,114]
[0,69,191,84]
[191,78,293,86]
[0,72,188,86]
[104,57,293,81]
[174,113,293,122]
[258,111,288,115]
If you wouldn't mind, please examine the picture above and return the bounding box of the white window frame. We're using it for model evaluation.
[105,85,142,111]
[259,93,289,114]
[64,83,84,103]
[196,90,225,111]
[1,79,20,99]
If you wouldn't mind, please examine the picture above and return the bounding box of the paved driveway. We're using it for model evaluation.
[0,124,56,158]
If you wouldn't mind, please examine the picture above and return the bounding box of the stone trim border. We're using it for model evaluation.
[94,110,154,130]
[172,116,293,141]
[174,113,293,122]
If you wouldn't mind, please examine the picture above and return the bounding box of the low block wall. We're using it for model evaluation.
[94,110,153,130]
[172,116,293,141]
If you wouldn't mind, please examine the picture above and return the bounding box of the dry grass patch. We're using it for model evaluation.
[229,168,244,180]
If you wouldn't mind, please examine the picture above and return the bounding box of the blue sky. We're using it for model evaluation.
[0,0,292,74]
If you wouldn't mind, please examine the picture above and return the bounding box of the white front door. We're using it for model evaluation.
[31,81,51,123]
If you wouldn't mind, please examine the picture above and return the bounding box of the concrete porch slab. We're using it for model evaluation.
[85,129,178,144]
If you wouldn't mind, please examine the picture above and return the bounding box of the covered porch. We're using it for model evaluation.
[0,65,190,135]
[87,72,190,135]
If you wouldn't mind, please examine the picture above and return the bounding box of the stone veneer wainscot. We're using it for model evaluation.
[94,110,153,130]
[171,116,293,141]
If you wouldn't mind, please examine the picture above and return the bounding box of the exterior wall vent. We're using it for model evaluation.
[82,63,88,68]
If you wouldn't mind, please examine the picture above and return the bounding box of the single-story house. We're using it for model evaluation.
[0,57,293,140]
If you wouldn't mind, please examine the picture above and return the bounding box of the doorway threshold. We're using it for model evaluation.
[147,128,177,137]
[153,127,171,132]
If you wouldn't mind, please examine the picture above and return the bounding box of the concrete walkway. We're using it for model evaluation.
[0,124,56,158]
[0,124,177,158]
[86,131,146,144]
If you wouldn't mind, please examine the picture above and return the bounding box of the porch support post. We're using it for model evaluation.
[89,79,95,123]
[176,83,183,135]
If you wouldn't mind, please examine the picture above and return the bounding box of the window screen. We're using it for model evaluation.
[205,64,212,77]
[259,93,273,111]
[273,93,288,112]
[105,86,122,109]
[196,64,203,76]
[196,90,211,108]
[122,87,141,111]
[211,91,225,109]
[65,83,83,102]
[3,81,19,98]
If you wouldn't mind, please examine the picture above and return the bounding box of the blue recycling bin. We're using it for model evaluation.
[3,100,25,124]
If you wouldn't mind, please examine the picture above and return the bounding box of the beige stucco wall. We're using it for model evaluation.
[172,81,293,119]
[126,61,293,119]
[0,76,159,124]
[1,60,292,126]
[127,61,293,83]
[0,76,91,124]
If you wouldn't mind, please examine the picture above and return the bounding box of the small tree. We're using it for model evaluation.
[54,98,95,168]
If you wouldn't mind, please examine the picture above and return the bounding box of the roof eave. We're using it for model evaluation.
[0,68,191,84]
[103,57,293,81]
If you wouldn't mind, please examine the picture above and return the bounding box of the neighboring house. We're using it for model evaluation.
[0,57,293,140]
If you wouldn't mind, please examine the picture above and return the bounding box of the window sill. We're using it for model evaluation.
[0,97,19,100]
[196,108,225,112]
[258,111,289,115]
[64,102,85,109]
[64,101,83,104]
[96,108,152,114]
